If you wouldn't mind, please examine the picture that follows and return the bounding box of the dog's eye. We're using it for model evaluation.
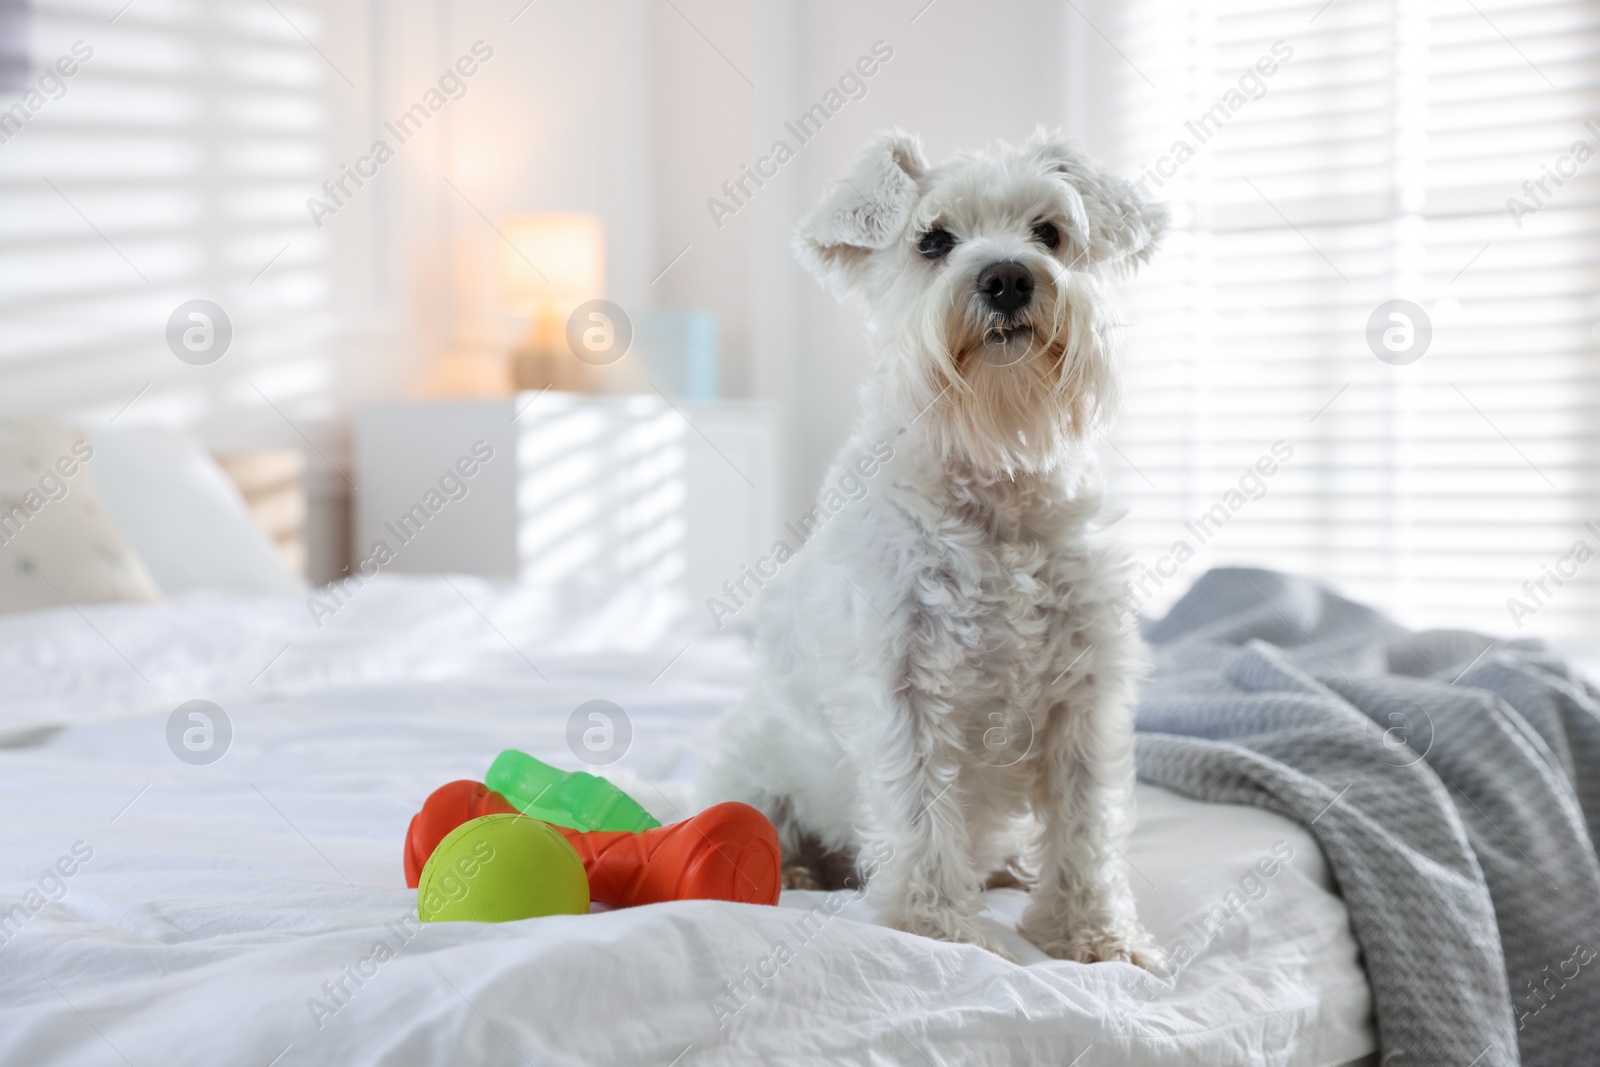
[1032,221,1060,250]
[918,228,955,260]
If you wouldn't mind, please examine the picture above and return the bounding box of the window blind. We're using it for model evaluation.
[1100,0,1600,650]
[0,0,331,435]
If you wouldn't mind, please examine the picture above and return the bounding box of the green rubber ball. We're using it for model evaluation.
[418,813,590,923]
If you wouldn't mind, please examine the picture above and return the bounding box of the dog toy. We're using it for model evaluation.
[559,799,781,907]
[417,813,589,923]
[484,748,660,832]
[405,779,781,908]
[405,780,515,888]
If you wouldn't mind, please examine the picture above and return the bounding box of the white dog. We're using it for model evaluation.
[704,129,1166,966]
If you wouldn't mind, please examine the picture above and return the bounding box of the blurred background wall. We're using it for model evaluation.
[6,0,1599,650]
[0,0,1114,577]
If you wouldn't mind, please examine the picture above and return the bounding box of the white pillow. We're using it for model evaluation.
[0,422,161,614]
[89,426,307,598]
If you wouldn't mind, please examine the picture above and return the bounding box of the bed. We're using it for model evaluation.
[0,575,1377,1066]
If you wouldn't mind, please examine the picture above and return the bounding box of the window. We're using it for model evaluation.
[0,0,331,436]
[1101,0,1600,648]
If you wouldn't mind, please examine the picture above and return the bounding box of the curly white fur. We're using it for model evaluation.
[704,129,1167,966]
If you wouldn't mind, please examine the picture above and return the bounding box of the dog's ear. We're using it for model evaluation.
[795,130,927,290]
[1025,129,1167,272]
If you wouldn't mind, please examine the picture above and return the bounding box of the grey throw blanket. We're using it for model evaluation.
[1134,568,1600,1067]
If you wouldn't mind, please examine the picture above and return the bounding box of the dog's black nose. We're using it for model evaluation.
[977,261,1034,313]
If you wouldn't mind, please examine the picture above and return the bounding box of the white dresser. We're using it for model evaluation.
[353,393,780,607]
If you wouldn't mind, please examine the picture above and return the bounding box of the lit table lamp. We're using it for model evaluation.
[498,212,603,391]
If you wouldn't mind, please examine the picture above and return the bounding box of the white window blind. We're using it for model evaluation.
[0,0,331,434]
[1100,0,1600,650]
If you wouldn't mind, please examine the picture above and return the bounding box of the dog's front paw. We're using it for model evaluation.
[782,864,822,890]
[886,909,1018,963]
[1020,918,1166,972]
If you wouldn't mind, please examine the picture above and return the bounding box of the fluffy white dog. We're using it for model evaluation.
[704,129,1166,966]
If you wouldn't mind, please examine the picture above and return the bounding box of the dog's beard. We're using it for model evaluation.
[896,267,1121,477]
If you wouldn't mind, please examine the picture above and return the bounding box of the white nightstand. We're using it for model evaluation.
[353,393,780,606]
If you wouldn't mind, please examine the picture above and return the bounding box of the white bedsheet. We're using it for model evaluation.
[0,576,1374,1066]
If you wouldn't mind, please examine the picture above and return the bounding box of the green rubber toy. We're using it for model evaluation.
[485,749,661,833]
[417,814,589,923]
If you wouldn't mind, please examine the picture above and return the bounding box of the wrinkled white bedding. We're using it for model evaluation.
[0,577,1375,1066]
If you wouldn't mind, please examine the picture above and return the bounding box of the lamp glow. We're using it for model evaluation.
[496,212,604,390]
[498,213,603,313]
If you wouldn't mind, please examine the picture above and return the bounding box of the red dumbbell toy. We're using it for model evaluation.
[404,779,781,908]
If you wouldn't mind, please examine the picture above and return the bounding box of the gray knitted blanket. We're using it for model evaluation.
[1134,568,1600,1067]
